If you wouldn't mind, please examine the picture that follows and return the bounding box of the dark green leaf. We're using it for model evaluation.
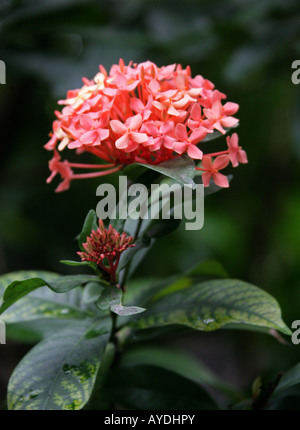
[271,363,300,402]
[144,217,181,239]
[78,210,98,252]
[81,282,104,305]
[102,365,217,410]
[121,346,242,402]
[117,236,151,272]
[186,259,228,278]
[84,342,116,410]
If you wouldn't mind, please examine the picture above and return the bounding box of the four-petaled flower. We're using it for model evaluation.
[198,155,230,188]
[226,133,248,167]
[110,114,148,152]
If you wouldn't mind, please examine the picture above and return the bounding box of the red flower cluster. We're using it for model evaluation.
[78,219,135,284]
[45,59,247,191]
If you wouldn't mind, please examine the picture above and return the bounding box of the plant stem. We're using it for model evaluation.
[119,217,143,291]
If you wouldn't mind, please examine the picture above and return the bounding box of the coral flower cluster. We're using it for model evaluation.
[45,59,247,191]
[78,219,135,284]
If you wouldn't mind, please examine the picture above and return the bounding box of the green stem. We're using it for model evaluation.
[119,217,143,291]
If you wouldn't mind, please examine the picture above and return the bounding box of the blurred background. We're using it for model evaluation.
[1,0,300,407]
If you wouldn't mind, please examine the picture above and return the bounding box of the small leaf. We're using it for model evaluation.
[60,260,95,268]
[96,286,122,311]
[130,279,291,335]
[78,210,98,251]
[110,304,145,316]
[96,285,145,316]
[7,317,112,410]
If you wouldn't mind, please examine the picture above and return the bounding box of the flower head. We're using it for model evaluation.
[45,59,246,190]
[78,219,135,283]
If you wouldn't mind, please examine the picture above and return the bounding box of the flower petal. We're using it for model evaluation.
[175,123,188,141]
[213,154,229,170]
[115,133,129,149]
[187,144,203,159]
[110,120,127,135]
[213,172,229,188]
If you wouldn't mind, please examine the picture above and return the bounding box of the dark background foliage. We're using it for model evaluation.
[1,0,300,407]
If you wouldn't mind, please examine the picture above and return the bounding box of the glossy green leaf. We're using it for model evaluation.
[137,155,196,188]
[102,364,217,410]
[96,285,145,316]
[0,274,99,314]
[130,279,291,335]
[8,317,112,410]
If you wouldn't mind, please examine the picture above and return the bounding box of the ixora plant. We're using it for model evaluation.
[0,60,294,411]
